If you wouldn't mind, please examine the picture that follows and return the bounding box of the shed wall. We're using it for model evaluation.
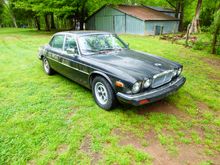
[86,6,145,34]
[145,21,179,35]
[86,6,125,32]
[86,6,179,35]
[126,15,145,34]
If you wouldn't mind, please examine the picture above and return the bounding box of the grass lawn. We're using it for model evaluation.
[0,28,219,165]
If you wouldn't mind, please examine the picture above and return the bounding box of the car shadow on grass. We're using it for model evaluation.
[118,99,188,118]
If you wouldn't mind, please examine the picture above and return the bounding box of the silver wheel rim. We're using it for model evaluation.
[43,58,49,73]
[94,82,108,105]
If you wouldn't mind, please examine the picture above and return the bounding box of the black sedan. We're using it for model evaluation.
[38,31,186,110]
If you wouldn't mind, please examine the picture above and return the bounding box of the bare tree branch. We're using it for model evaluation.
[165,0,176,9]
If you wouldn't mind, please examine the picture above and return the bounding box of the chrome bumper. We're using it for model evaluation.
[116,76,186,106]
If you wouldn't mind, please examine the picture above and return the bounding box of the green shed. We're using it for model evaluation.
[85,5,179,35]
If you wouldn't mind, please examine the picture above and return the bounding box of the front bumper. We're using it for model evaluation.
[116,76,186,106]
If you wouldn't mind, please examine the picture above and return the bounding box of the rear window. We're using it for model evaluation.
[50,35,65,49]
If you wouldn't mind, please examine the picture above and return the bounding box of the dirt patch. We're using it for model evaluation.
[27,160,36,165]
[137,100,188,119]
[112,128,147,149]
[177,144,220,165]
[200,57,220,82]
[144,138,179,165]
[80,136,92,153]
[207,73,220,82]
[48,160,56,165]
[197,101,210,111]
[66,111,75,119]
[118,132,143,149]
[115,128,220,165]
[202,57,220,70]
[80,135,102,164]
[115,128,180,165]
[56,144,69,155]
[91,152,103,165]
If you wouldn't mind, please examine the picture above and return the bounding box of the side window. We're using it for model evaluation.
[64,36,78,54]
[50,35,65,49]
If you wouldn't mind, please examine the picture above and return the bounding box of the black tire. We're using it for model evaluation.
[92,76,118,110]
[42,57,54,75]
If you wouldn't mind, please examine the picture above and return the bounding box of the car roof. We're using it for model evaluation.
[55,30,114,36]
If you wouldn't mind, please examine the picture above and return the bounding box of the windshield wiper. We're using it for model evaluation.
[99,48,123,52]
[99,48,114,51]
[83,49,99,52]
[83,48,123,55]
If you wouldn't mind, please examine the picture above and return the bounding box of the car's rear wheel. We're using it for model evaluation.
[43,57,54,75]
[92,76,117,110]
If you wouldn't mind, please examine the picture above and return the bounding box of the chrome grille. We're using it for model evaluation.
[152,70,174,88]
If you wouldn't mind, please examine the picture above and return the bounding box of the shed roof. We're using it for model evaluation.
[143,6,176,13]
[115,5,178,21]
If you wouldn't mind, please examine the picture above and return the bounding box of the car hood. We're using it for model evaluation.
[86,49,180,80]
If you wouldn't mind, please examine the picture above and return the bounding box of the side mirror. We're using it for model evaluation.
[66,48,76,54]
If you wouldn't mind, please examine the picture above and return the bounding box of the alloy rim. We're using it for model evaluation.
[44,58,49,73]
[94,82,108,105]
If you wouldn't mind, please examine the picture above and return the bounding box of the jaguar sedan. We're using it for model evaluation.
[38,31,186,110]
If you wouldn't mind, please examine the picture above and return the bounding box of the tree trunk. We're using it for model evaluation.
[211,24,220,54]
[79,20,84,30]
[44,14,50,31]
[50,13,56,29]
[188,0,203,34]
[211,10,220,54]
[175,2,180,18]
[185,24,191,46]
[179,0,185,32]
[3,1,17,28]
[11,14,17,28]
[34,16,41,31]
[69,18,74,30]
[79,0,87,30]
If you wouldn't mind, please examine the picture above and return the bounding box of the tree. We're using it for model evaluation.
[0,0,4,26]
[164,0,186,31]
[2,0,17,27]
[211,5,220,54]
[188,0,203,34]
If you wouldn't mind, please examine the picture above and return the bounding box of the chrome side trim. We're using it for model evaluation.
[47,56,89,75]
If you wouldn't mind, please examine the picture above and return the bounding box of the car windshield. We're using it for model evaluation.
[78,34,127,55]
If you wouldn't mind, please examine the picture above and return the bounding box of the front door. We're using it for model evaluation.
[114,16,125,34]
[62,35,89,86]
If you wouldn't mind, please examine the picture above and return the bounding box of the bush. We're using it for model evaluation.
[192,39,207,50]
[200,26,211,32]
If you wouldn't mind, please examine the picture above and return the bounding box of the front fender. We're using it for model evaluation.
[89,71,116,91]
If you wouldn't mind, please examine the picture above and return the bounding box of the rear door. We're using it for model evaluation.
[47,35,65,73]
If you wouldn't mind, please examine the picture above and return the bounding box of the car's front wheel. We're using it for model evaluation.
[42,57,54,75]
[92,76,117,110]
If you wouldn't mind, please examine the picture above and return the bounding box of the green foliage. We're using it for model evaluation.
[1,5,13,26]
[192,38,208,51]
[0,1,3,24]
[0,0,219,31]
